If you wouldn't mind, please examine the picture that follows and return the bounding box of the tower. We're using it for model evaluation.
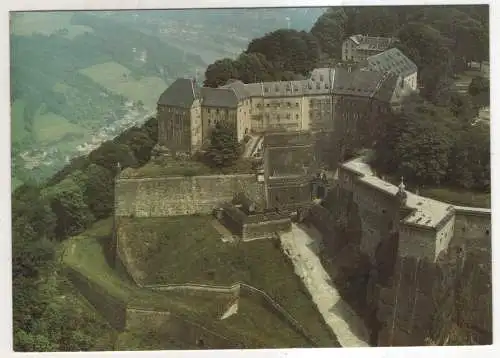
[396,176,407,207]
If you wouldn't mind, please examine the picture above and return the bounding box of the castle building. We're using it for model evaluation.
[341,34,397,62]
[337,156,456,262]
[156,47,417,158]
[361,47,419,92]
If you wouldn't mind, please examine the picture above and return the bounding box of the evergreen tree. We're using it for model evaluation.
[205,122,241,168]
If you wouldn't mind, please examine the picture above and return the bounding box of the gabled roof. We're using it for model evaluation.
[201,87,238,108]
[372,73,399,102]
[365,48,418,78]
[221,79,250,101]
[157,78,199,108]
[348,34,396,51]
[332,67,386,97]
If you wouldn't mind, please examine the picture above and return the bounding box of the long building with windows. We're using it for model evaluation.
[156,48,417,156]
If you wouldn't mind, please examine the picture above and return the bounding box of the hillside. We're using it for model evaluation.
[11,5,490,352]
[10,9,326,190]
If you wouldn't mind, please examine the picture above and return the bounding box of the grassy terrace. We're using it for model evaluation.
[119,156,255,179]
[64,219,335,348]
[117,215,339,346]
[420,187,490,208]
[379,173,490,208]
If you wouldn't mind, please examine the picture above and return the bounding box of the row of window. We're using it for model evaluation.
[263,113,300,120]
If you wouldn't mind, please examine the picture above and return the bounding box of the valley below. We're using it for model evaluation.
[10,8,324,190]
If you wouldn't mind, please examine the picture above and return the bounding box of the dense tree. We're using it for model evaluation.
[204,58,240,88]
[246,29,320,75]
[373,97,454,186]
[205,122,241,168]
[116,127,156,166]
[468,76,490,108]
[310,8,348,59]
[88,141,138,171]
[448,125,490,190]
[84,164,115,219]
[45,175,95,239]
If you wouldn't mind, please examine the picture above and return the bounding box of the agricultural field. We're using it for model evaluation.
[79,62,166,109]
[10,12,94,39]
[33,109,86,145]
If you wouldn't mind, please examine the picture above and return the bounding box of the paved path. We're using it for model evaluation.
[242,134,261,158]
[280,224,370,347]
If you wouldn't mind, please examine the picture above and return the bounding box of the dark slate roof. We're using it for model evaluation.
[157,78,199,108]
[372,73,398,102]
[200,87,238,108]
[221,80,250,101]
[349,35,396,52]
[366,48,418,78]
[332,68,385,97]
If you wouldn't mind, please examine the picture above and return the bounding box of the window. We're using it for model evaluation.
[296,102,299,107]
[296,114,299,119]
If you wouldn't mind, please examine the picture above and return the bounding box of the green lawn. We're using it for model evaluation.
[11,12,93,39]
[118,215,339,346]
[79,61,166,109]
[64,218,330,349]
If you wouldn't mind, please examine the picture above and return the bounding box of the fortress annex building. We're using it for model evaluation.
[341,34,397,62]
[156,47,417,156]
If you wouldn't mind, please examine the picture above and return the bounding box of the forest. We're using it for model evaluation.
[203,5,490,201]
[12,5,490,351]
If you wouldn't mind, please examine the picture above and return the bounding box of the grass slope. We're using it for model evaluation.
[79,62,166,109]
[33,109,85,145]
[64,219,320,349]
[117,215,339,346]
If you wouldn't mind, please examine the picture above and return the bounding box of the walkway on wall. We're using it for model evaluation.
[243,134,263,158]
[280,224,370,347]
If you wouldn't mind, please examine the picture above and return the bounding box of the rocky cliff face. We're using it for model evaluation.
[307,188,492,346]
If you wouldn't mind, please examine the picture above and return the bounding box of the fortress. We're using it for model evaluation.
[155,47,417,156]
[113,44,491,346]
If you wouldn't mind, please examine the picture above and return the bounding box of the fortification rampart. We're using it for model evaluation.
[452,206,491,249]
[115,174,265,217]
[124,308,239,349]
[143,282,320,347]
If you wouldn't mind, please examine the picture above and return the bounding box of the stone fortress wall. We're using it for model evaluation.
[115,174,265,217]
[305,156,491,346]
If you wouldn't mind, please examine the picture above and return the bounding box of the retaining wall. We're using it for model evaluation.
[115,174,265,217]
[65,267,128,330]
[146,282,319,347]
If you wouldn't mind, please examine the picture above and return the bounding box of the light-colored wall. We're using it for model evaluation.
[342,38,356,61]
[201,107,237,141]
[191,100,203,152]
[115,175,265,217]
[434,214,455,260]
[237,98,251,141]
[403,72,418,92]
[452,208,491,248]
[397,225,436,261]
